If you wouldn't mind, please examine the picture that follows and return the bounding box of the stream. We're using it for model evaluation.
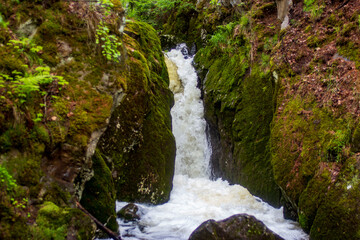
[114,45,309,240]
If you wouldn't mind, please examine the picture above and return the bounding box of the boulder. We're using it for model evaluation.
[189,214,284,240]
[117,203,141,222]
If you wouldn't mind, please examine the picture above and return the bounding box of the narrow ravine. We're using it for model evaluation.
[116,45,308,240]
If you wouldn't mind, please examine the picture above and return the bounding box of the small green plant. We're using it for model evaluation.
[261,53,270,68]
[210,0,220,6]
[33,113,44,123]
[94,0,123,62]
[95,21,122,62]
[1,66,67,122]
[0,14,9,28]
[11,197,28,209]
[0,165,17,191]
[303,0,323,20]
[209,22,238,46]
[7,38,43,65]
[100,0,115,15]
[7,38,43,54]
[10,67,68,102]
[327,130,349,162]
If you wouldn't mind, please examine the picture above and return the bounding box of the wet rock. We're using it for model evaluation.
[117,203,140,222]
[189,214,284,240]
[57,40,72,58]
[92,21,176,205]
[165,55,183,94]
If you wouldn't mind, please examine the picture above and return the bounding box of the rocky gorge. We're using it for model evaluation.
[0,0,360,239]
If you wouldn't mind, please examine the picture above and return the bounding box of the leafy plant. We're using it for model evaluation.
[0,165,17,191]
[1,65,68,122]
[7,38,42,54]
[327,130,349,162]
[92,0,123,62]
[10,67,67,102]
[7,38,43,65]
[95,21,122,62]
[100,0,117,15]
[303,0,323,20]
[209,22,238,46]
[11,197,28,209]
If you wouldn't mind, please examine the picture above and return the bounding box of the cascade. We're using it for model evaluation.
[114,45,308,240]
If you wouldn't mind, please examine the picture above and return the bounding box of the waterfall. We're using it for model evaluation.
[115,45,308,240]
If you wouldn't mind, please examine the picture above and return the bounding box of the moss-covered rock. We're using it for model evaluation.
[91,21,176,205]
[309,156,360,239]
[189,214,284,240]
[31,201,95,240]
[80,150,118,233]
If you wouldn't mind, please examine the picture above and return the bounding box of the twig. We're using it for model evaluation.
[336,0,351,10]
[76,201,122,240]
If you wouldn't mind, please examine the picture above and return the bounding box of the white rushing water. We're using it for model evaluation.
[116,45,308,240]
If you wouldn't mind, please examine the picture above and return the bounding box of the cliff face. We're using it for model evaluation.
[161,0,360,238]
[270,0,360,237]
[193,0,282,206]
[0,1,175,238]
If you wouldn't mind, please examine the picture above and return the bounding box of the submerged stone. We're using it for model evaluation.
[117,203,141,222]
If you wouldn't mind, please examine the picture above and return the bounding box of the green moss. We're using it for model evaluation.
[326,14,337,26]
[341,23,357,37]
[309,157,360,239]
[337,41,360,69]
[351,124,360,152]
[16,157,42,186]
[31,124,50,144]
[82,67,103,86]
[80,150,118,233]
[307,35,324,48]
[0,216,31,240]
[298,167,332,232]
[41,181,71,207]
[0,124,29,153]
[0,50,27,75]
[271,97,352,202]
[0,2,130,238]
[31,201,94,240]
